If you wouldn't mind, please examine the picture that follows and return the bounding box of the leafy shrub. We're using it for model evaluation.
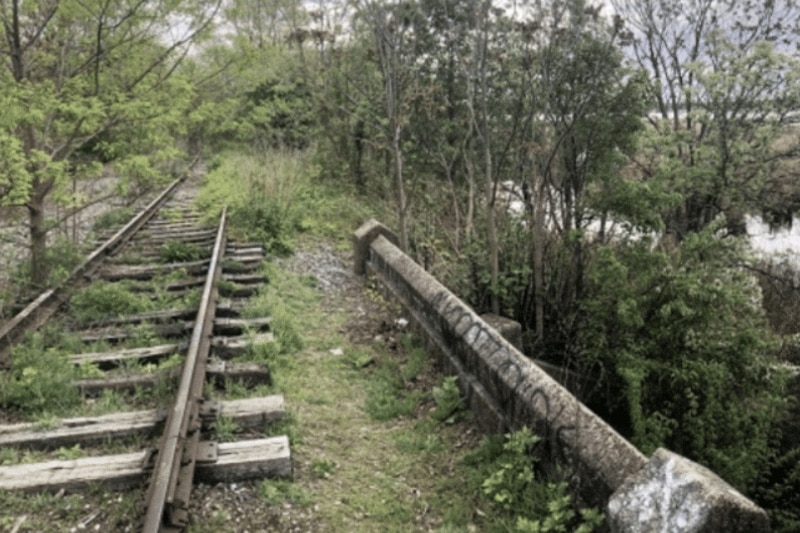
[195,150,324,255]
[431,376,463,423]
[466,428,603,532]
[230,202,295,256]
[580,221,788,492]
[158,241,206,262]
[69,281,154,324]
[92,207,133,231]
[459,222,533,318]
[245,75,316,150]
[1,330,80,415]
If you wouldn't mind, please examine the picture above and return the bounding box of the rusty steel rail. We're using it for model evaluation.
[0,176,186,365]
[142,207,227,532]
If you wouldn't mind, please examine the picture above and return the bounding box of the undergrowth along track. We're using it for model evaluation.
[0,177,292,531]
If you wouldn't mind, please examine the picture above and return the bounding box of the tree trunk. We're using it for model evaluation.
[353,119,366,193]
[480,59,499,314]
[393,124,410,251]
[533,174,546,341]
[28,183,49,288]
[484,141,499,315]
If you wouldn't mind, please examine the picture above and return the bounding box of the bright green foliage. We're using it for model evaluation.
[92,207,134,231]
[581,221,787,491]
[158,241,206,263]
[0,330,80,415]
[0,0,209,285]
[431,376,464,423]
[0,131,30,206]
[69,281,154,324]
[481,429,541,512]
[212,415,242,442]
[467,428,602,533]
[196,151,321,254]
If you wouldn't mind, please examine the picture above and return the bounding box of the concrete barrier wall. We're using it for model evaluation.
[354,219,770,532]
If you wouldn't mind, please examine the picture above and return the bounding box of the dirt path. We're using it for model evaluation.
[186,237,484,532]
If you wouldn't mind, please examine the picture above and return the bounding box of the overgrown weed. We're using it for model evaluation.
[159,241,206,262]
[69,281,154,324]
[196,149,377,253]
[92,207,134,231]
[1,327,80,416]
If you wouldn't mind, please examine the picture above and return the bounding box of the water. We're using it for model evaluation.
[746,215,800,264]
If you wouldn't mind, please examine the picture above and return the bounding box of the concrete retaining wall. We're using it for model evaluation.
[354,219,770,532]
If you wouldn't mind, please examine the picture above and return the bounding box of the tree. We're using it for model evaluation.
[354,0,421,252]
[0,0,218,286]
[611,0,800,238]
[224,0,303,49]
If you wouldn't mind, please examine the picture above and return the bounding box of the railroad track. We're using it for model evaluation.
[0,177,292,531]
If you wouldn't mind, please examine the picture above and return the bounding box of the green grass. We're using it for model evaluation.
[159,241,206,262]
[244,259,485,531]
[0,327,81,416]
[92,207,134,231]
[195,149,378,253]
[69,281,155,324]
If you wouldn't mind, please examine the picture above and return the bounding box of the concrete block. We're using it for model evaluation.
[608,448,770,533]
[352,219,399,275]
[481,313,523,350]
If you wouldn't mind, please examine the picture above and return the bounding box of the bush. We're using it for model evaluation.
[92,207,134,231]
[230,202,295,256]
[159,241,206,262]
[465,428,603,532]
[1,330,80,415]
[580,222,788,492]
[70,281,154,324]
